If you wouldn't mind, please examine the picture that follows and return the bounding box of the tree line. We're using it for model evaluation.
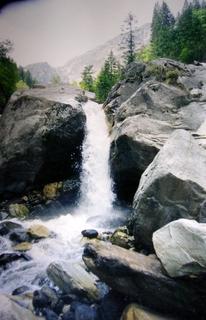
[81,0,206,103]
[1,0,206,110]
[0,40,36,113]
[140,0,206,63]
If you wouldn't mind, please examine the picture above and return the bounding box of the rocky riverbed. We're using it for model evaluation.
[1,61,206,319]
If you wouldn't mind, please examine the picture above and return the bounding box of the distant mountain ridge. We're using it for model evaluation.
[26,23,151,84]
[25,62,58,85]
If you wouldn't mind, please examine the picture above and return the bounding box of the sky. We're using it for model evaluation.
[0,0,185,67]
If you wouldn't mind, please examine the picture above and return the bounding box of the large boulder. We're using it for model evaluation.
[110,114,173,201]
[83,241,206,319]
[104,62,146,126]
[131,130,206,250]
[153,219,206,278]
[47,262,100,301]
[0,87,86,197]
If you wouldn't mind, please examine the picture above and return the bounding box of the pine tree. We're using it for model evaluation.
[151,2,175,58]
[120,13,137,65]
[0,40,18,113]
[176,5,204,62]
[95,51,122,103]
[80,65,94,92]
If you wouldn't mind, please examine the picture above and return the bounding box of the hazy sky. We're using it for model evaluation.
[0,0,185,67]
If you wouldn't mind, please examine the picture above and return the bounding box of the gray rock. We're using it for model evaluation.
[104,61,146,126]
[0,221,23,236]
[0,88,86,196]
[110,115,173,200]
[0,212,8,220]
[0,293,43,320]
[131,130,206,250]
[83,241,206,319]
[115,81,190,123]
[105,59,206,202]
[0,252,31,268]
[82,229,98,239]
[153,219,206,278]
[47,262,100,301]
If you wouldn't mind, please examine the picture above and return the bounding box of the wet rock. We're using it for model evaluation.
[0,252,31,268]
[0,221,23,236]
[9,203,29,218]
[0,91,86,197]
[43,309,59,320]
[82,229,98,239]
[98,291,128,320]
[47,262,100,301]
[43,182,63,200]
[33,290,51,310]
[121,304,171,320]
[131,130,206,250]
[13,242,32,252]
[110,227,134,249]
[27,224,50,239]
[83,241,206,319]
[0,293,43,320]
[32,286,62,316]
[73,302,97,320]
[12,285,30,296]
[9,228,29,243]
[0,211,8,220]
[38,286,64,315]
[153,219,206,278]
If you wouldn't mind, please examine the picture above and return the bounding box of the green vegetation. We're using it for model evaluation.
[0,40,18,113]
[80,52,122,104]
[137,44,155,63]
[120,13,137,65]
[51,74,61,85]
[16,80,29,90]
[80,65,95,92]
[149,0,206,63]
[18,66,36,87]
[0,40,37,113]
[95,51,122,103]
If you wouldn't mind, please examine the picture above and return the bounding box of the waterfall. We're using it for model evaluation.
[0,99,124,293]
[78,100,115,217]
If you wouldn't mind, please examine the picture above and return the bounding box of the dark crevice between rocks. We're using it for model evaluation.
[111,169,142,204]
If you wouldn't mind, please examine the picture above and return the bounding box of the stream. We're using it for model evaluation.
[0,100,126,294]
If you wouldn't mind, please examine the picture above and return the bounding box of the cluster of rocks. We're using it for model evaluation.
[104,59,206,202]
[71,59,206,319]
[0,178,81,222]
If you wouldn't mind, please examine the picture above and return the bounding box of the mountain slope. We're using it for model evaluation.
[25,23,151,84]
[58,23,151,82]
[25,62,58,85]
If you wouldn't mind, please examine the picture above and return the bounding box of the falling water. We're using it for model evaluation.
[78,100,115,216]
[0,100,123,293]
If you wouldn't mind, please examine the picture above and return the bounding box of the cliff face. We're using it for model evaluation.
[104,59,206,202]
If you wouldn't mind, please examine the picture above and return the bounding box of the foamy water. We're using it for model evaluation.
[0,101,124,293]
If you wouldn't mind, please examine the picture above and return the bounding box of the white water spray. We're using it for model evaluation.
[78,101,115,216]
[0,100,122,293]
